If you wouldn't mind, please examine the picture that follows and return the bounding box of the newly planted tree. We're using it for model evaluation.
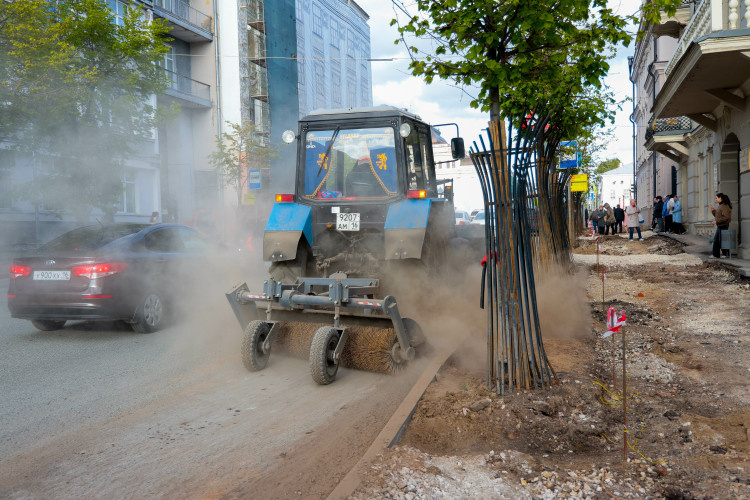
[208,121,278,208]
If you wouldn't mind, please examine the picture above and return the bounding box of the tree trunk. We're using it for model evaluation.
[489,86,500,123]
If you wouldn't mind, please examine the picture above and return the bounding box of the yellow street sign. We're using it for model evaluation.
[570,173,588,192]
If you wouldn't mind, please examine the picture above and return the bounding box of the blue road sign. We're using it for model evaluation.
[248,169,261,190]
[560,141,579,169]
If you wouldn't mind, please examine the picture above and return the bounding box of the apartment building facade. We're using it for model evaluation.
[635,0,750,257]
[0,0,220,250]
[629,25,682,225]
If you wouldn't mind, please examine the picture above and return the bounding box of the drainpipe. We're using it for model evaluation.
[628,56,637,206]
[212,0,225,237]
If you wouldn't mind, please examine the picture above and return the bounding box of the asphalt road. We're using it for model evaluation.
[0,277,426,497]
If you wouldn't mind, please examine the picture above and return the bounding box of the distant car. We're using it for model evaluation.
[470,211,486,225]
[455,210,472,225]
[7,223,212,333]
[470,208,483,219]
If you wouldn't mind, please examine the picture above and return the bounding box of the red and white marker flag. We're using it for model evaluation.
[603,306,626,338]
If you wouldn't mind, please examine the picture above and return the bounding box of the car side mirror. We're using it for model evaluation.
[451,138,465,159]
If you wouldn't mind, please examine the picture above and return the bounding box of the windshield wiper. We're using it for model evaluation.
[317,127,341,177]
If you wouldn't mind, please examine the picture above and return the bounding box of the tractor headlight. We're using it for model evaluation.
[281,130,297,144]
[399,123,411,138]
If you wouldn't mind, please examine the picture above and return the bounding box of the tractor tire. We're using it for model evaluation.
[31,320,66,331]
[241,320,271,371]
[131,292,165,333]
[268,244,309,284]
[309,326,341,385]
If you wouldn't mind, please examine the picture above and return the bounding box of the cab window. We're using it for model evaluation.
[404,124,435,192]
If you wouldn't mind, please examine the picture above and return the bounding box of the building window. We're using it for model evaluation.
[108,0,127,26]
[347,30,356,57]
[312,9,324,37]
[331,67,341,108]
[120,170,136,213]
[330,20,339,47]
[347,76,356,108]
[314,56,326,109]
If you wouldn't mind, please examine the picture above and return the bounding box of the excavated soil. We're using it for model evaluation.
[352,235,750,499]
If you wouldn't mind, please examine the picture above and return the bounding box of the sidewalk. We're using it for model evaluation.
[658,230,750,277]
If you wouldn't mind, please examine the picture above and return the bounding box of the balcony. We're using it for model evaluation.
[645,115,694,162]
[654,0,750,119]
[249,63,268,102]
[163,69,211,108]
[651,1,693,38]
[153,0,213,43]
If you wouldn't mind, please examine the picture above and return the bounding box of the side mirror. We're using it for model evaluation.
[451,138,465,159]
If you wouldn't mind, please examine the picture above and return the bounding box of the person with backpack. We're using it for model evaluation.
[614,204,625,234]
[663,194,674,233]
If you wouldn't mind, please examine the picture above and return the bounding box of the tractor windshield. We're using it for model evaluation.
[302,127,399,201]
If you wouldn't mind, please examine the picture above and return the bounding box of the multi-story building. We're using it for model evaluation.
[629,22,683,226]
[0,0,220,249]
[634,0,750,257]
[218,0,372,217]
[150,0,219,227]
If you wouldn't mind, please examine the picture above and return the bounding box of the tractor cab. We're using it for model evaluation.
[265,106,464,282]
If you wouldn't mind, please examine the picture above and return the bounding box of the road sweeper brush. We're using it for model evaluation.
[225,274,425,385]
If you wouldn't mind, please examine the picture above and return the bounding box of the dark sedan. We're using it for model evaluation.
[7,223,211,333]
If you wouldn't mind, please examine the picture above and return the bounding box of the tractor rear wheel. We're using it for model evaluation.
[309,326,341,385]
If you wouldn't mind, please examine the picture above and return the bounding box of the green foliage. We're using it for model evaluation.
[596,158,621,174]
[393,0,681,138]
[0,0,172,221]
[208,122,278,206]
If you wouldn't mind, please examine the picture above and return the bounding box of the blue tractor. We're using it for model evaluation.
[226,106,465,384]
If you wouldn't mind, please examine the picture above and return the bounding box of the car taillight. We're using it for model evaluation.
[71,263,128,279]
[9,264,31,279]
[459,221,465,225]
[275,194,294,202]
[406,190,427,199]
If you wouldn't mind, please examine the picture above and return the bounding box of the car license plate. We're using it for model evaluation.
[33,270,71,281]
[336,212,360,231]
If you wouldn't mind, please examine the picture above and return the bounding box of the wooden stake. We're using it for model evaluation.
[622,315,628,461]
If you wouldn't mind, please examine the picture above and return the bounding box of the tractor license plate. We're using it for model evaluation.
[336,212,360,231]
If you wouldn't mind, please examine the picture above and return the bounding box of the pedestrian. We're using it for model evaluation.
[589,208,599,234]
[710,193,732,258]
[596,205,607,235]
[663,194,673,233]
[653,196,664,232]
[149,211,160,223]
[625,199,642,241]
[614,204,625,233]
[671,196,685,234]
[603,203,615,235]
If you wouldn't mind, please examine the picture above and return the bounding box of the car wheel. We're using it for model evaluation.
[31,320,66,331]
[131,292,165,333]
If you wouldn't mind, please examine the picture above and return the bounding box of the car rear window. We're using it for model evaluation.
[40,224,148,252]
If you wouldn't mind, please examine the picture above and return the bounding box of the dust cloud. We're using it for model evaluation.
[535,266,591,340]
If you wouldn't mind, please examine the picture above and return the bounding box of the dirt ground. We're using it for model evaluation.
[351,233,750,499]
